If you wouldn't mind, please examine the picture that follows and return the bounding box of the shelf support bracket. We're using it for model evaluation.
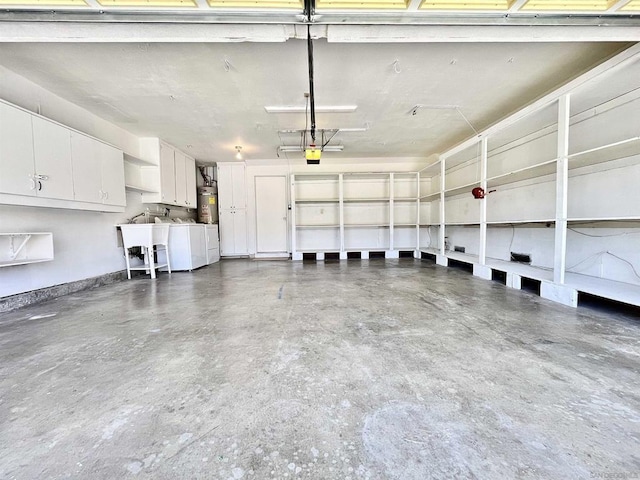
[10,234,32,260]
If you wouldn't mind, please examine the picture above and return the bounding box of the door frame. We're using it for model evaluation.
[254,174,290,258]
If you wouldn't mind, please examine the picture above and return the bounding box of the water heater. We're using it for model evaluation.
[197,184,218,224]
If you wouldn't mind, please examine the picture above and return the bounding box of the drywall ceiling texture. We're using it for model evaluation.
[0,41,627,163]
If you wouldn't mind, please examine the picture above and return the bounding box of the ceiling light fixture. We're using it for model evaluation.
[264,105,358,114]
[278,145,344,153]
[235,145,243,160]
[277,127,367,134]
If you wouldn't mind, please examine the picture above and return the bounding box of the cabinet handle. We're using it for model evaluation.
[104,191,109,200]
[35,174,49,181]
[29,177,37,190]
[38,181,42,191]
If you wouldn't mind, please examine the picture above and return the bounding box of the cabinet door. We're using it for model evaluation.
[70,132,102,203]
[99,142,126,207]
[32,116,74,200]
[185,156,197,208]
[231,164,246,209]
[160,143,176,205]
[217,164,233,210]
[217,163,246,210]
[0,102,35,196]
[174,150,187,206]
[233,209,248,254]
[189,226,207,269]
[219,210,236,256]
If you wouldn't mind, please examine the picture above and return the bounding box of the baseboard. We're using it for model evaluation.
[0,270,127,313]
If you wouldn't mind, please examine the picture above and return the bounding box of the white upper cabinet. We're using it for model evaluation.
[217,163,246,210]
[98,141,126,207]
[160,142,176,205]
[71,132,102,204]
[0,99,126,213]
[174,149,187,206]
[71,132,126,207]
[137,140,197,208]
[32,116,74,201]
[0,102,35,197]
[185,156,197,208]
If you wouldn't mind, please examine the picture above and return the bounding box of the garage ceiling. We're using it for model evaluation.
[0,40,628,163]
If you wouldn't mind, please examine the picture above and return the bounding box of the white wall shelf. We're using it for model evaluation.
[487,159,557,189]
[419,45,640,308]
[568,136,640,170]
[292,172,420,258]
[0,232,54,267]
[125,184,159,194]
[123,152,157,167]
[295,198,339,203]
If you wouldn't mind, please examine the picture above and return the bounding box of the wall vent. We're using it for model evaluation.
[510,252,532,264]
[454,246,466,253]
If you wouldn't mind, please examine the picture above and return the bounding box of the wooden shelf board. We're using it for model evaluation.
[0,257,53,267]
[485,257,554,282]
[420,159,442,176]
[420,247,439,255]
[444,181,481,198]
[446,251,479,264]
[295,198,339,203]
[565,272,640,307]
[297,249,341,253]
[343,198,390,203]
[420,193,440,201]
[487,158,557,188]
[567,217,640,223]
[394,197,418,202]
[344,224,390,228]
[125,184,159,194]
[568,136,640,169]
[487,219,555,225]
[124,153,157,167]
[296,224,340,228]
[394,224,418,227]
[445,222,480,226]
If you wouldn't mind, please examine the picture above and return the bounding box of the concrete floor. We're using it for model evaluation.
[1,259,639,480]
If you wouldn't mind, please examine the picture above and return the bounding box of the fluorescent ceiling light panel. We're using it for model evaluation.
[277,127,367,133]
[208,0,302,7]
[279,145,344,152]
[97,0,195,5]
[265,106,358,113]
[316,0,408,9]
[419,0,511,9]
[521,0,610,9]
[620,0,640,9]
[0,0,86,4]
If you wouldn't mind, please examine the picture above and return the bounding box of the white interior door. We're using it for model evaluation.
[255,175,288,254]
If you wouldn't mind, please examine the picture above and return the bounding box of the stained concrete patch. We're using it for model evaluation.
[362,402,591,479]
[363,402,483,479]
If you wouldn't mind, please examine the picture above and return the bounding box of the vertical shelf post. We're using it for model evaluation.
[437,155,448,266]
[415,172,420,258]
[389,172,395,252]
[339,173,345,254]
[290,174,299,260]
[479,137,488,265]
[554,95,570,285]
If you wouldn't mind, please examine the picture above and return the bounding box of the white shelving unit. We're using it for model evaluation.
[291,172,421,260]
[123,152,160,195]
[417,45,640,308]
[0,232,54,267]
